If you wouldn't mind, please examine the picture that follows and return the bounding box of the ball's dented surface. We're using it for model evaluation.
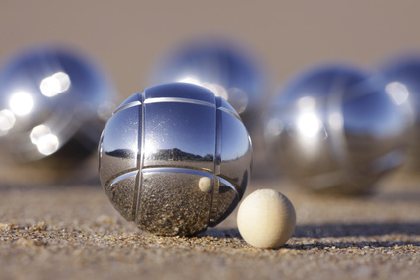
[237,189,296,249]
[265,65,412,194]
[99,83,252,236]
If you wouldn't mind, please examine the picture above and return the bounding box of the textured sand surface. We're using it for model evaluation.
[0,174,419,280]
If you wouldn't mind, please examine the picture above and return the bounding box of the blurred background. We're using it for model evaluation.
[2,1,420,98]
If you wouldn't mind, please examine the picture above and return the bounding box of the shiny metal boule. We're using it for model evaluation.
[0,46,114,184]
[99,83,252,236]
[265,65,411,194]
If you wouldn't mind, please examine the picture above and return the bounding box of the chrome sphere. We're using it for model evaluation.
[378,56,420,168]
[0,47,114,163]
[265,65,411,194]
[152,40,264,125]
[99,83,252,236]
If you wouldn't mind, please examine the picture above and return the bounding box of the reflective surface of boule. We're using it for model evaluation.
[0,47,114,165]
[99,83,252,236]
[265,65,411,194]
[378,56,420,168]
[152,40,264,126]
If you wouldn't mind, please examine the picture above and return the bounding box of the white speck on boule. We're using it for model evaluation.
[237,189,296,249]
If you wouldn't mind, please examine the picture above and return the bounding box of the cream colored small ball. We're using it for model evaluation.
[237,189,296,249]
[198,177,212,193]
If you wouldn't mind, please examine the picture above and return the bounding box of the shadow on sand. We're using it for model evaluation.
[294,222,420,238]
[202,221,420,249]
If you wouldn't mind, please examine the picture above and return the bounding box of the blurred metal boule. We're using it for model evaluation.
[99,83,252,236]
[153,39,265,121]
[0,46,115,185]
[265,64,412,194]
[378,55,420,170]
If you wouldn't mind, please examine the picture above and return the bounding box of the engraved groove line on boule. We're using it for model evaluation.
[133,91,146,219]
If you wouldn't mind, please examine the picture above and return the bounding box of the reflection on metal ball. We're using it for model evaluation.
[152,40,265,126]
[99,83,252,236]
[265,65,411,194]
[378,56,420,169]
[0,46,114,164]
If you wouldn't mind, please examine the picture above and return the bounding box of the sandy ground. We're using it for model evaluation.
[0,173,419,280]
